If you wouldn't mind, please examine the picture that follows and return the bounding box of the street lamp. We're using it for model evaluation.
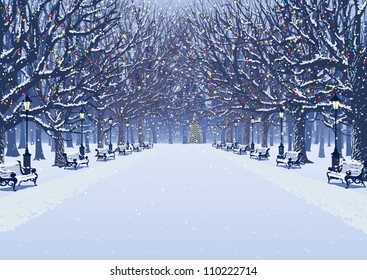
[108,116,113,151]
[331,93,341,170]
[126,121,130,146]
[278,107,285,155]
[79,108,85,156]
[250,116,255,151]
[23,94,32,174]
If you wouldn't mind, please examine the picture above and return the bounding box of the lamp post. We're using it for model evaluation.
[250,116,255,151]
[278,107,285,155]
[126,121,130,146]
[79,108,85,156]
[23,94,32,174]
[108,116,113,151]
[331,93,341,170]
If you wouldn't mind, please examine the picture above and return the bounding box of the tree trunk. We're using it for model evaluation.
[85,133,91,153]
[318,121,325,158]
[152,123,157,144]
[118,122,126,145]
[30,122,35,145]
[53,131,65,167]
[6,128,20,157]
[226,125,233,143]
[242,116,250,145]
[293,111,313,163]
[34,124,45,160]
[221,128,225,142]
[130,124,135,143]
[168,124,173,144]
[287,119,293,152]
[346,125,352,157]
[269,125,274,146]
[0,125,6,163]
[66,124,73,148]
[182,124,188,144]
[327,127,331,147]
[18,122,26,149]
[305,113,312,151]
[261,119,270,148]
[97,110,104,149]
[139,118,144,144]
[314,117,319,145]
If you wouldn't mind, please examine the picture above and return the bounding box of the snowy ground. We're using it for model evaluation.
[0,143,367,260]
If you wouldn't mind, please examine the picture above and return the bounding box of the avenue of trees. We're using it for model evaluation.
[1,0,367,168]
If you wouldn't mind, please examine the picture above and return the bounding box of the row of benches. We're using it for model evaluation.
[63,142,154,168]
[212,141,366,189]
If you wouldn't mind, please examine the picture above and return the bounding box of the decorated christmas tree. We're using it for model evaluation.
[189,113,202,144]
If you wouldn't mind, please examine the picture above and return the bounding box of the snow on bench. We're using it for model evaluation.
[131,143,142,152]
[212,141,225,149]
[233,144,250,155]
[95,149,116,161]
[250,147,270,160]
[141,142,154,149]
[276,151,302,169]
[221,142,234,151]
[0,161,38,191]
[327,159,366,189]
[62,153,89,170]
[116,145,133,155]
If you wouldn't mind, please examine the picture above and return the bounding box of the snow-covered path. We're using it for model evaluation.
[0,144,367,259]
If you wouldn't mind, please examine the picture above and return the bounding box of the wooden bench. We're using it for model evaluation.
[276,151,302,169]
[131,143,142,152]
[141,142,154,149]
[116,145,133,155]
[0,161,38,191]
[250,147,270,160]
[233,144,249,155]
[62,153,89,170]
[221,142,234,151]
[327,159,366,189]
[213,141,225,149]
[95,149,116,161]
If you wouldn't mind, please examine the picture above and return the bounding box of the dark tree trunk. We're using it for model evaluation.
[182,124,188,144]
[305,113,312,151]
[346,125,352,157]
[66,125,73,148]
[226,125,233,143]
[168,124,173,144]
[242,116,250,145]
[221,128,225,142]
[314,117,319,145]
[97,110,104,149]
[293,112,312,163]
[118,122,126,145]
[152,124,157,144]
[30,122,35,145]
[327,127,331,147]
[53,131,65,167]
[34,124,45,160]
[256,125,261,144]
[93,131,97,144]
[318,121,325,158]
[269,125,274,146]
[0,125,5,163]
[130,125,135,143]
[138,119,144,144]
[261,119,270,148]
[18,122,26,149]
[6,128,20,157]
[287,119,293,152]
[51,135,55,152]
[85,133,91,153]
[201,119,207,144]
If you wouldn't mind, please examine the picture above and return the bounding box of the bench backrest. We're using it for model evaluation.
[65,153,80,161]
[340,160,364,175]
[257,148,269,154]
[0,162,22,176]
[285,151,299,160]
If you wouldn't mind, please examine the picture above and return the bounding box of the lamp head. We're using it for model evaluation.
[79,108,85,119]
[108,116,113,124]
[279,107,284,119]
[331,93,340,110]
[23,94,32,111]
[126,121,130,127]
[250,116,255,124]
